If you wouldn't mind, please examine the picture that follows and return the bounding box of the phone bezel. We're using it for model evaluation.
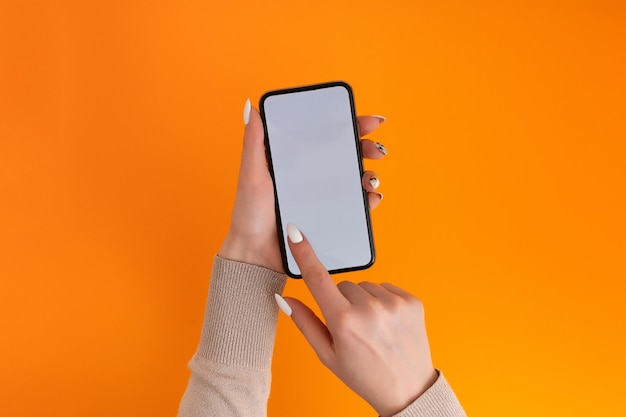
[260,81,375,278]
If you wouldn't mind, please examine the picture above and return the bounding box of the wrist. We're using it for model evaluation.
[377,368,439,417]
[219,233,263,265]
[219,231,284,273]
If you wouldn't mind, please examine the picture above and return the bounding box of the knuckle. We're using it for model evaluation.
[307,268,329,285]
[408,296,425,316]
[367,298,386,314]
[385,296,404,313]
[334,310,358,332]
[409,294,424,308]
[356,299,388,324]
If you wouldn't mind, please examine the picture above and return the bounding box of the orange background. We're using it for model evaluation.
[1,1,625,416]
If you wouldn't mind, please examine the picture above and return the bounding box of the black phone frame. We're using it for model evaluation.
[259,81,375,278]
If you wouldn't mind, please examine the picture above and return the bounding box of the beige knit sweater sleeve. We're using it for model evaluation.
[177,256,466,417]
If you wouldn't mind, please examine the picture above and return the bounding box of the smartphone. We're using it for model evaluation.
[260,81,375,278]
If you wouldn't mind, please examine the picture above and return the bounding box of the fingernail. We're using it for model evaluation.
[374,192,384,201]
[286,223,303,243]
[372,115,386,124]
[369,177,380,189]
[243,98,251,125]
[274,293,292,317]
[374,142,388,156]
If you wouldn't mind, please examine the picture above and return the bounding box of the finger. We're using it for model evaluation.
[239,101,268,183]
[367,192,383,210]
[380,282,418,302]
[380,283,426,320]
[362,171,380,192]
[282,296,335,366]
[361,139,388,160]
[286,224,350,316]
[337,280,373,304]
[358,281,396,301]
[357,115,386,136]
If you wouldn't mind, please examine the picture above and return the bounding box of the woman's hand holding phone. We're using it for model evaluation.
[277,225,439,417]
[218,100,386,273]
[219,98,438,416]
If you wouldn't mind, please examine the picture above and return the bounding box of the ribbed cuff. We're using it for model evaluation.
[195,256,287,369]
[392,371,467,417]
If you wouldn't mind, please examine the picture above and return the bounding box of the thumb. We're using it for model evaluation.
[240,99,267,182]
[276,295,335,367]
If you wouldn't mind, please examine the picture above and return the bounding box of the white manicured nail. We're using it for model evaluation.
[286,223,303,243]
[369,177,380,189]
[372,115,386,123]
[243,99,251,125]
[274,294,292,317]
